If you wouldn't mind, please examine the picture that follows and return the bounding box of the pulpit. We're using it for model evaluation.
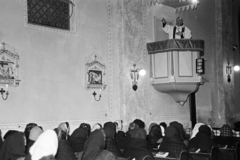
[147,39,204,105]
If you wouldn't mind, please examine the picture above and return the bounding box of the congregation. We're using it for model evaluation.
[0,119,239,160]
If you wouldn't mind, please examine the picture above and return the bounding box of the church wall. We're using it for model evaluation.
[0,0,238,135]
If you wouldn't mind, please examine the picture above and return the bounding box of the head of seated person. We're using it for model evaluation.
[24,123,38,141]
[148,124,163,145]
[133,119,145,129]
[54,128,67,140]
[80,123,91,136]
[29,130,58,160]
[169,121,185,141]
[104,121,116,138]
[91,123,102,132]
[220,124,233,137]
[58,122,70,136]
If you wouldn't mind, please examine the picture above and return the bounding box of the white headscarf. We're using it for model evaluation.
[91,123,102,132]
[30,130,58,160]
[58,122,70,135]
[190,123,204,139]
[160,125,165,136]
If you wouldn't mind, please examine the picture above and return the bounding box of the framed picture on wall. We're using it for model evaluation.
[85,55,107,90]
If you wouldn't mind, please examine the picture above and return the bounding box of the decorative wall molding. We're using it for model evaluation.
[107,0,113,120]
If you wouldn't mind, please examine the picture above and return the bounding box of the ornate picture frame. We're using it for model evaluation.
[0,42,20,87]
[85,55,107,90]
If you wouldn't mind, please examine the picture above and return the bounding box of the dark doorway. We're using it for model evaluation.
[189,93,197,129]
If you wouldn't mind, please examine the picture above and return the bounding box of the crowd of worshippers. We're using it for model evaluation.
[0,119,238,160]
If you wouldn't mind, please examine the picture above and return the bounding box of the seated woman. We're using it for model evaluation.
[188,125,215,153]
[27,130,58,160]
[25,126,43,154]
[114,120,127,150]
[81,126,124,160]
[58,122,70,140]
[69,124,89,154]
[0,131,26,160]
[91,123,102,132]
[147,124,163,151]
[123,128,154,160]
[104,122,122,157]
[159,126,189,158]
[190,123,204,140]
[215,124,234,147]
[54,128,76,160]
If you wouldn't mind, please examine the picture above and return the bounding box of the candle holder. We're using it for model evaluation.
[0,85,9,100]
[92,91,101,101]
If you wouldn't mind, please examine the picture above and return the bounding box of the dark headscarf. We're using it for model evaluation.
[148,124,163,149]
[159,126,188,158]
[0,131,26,160]
[188,125,215,152]
[133,119,145,129]
[199,125,212,136]
[123,128,153,160]
[169,121,185,141]
[81,129,105,160]
[165,126,179,138]
[80,123,91,136]
[69,127,88,152]
[104,122,116,138]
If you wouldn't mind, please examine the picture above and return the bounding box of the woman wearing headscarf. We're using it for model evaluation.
[81,125,122,160]
[54,128,76,160]
[24,123,38,149]
[27,130,58,160]
[169,121,188,146]
[79,123,91,136]
[147,124,163,151]
[159,126,189,158]
[58,122,70,140]
[114,120,126,150]
[91,123,102,132]
[0,131,26,160]
[123,128,154,160]
[216,124,234,147]
[188,125,215,153]
[190,123,204,140]
[104,122,122,157]
[69,124,89,154]
[26,126,43,154]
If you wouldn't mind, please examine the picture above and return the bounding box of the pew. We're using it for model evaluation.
[153,150,189,160]
[218,142,240,160]
[190,146,219,160]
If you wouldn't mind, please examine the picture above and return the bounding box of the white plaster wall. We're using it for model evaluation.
[0,0,239,136]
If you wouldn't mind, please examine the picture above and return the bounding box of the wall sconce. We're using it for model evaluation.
[92,89,102,101]
[0,85,9,100]
[130,64,146,91]
[226,62,232,83]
